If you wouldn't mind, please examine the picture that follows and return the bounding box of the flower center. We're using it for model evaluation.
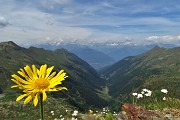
[34,78,50,90]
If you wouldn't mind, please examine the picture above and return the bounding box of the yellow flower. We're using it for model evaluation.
[11,64,68,106]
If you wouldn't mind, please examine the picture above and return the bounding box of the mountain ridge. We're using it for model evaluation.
[36,43,115,69]
[36,42,178,70]
[101,46,180,101]
[0,41,107,110]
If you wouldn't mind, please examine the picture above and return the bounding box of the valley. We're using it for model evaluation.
[0,41,179,119]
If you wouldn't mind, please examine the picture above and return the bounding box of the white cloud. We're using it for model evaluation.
[0,16,9,28]
[0,0,180,46]
[41,0,71,9]
[146,35,180,43]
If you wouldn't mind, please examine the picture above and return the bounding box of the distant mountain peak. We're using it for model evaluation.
[1,41,18,45]
[0,41,21,48]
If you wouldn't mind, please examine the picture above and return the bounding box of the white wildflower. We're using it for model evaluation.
[161,89,168,94]
[132,93,138,96]
[142,88,149,92]
[137,94,143,99]
[72,110,78,116]
[89,109,93,114]
[145,90,152,97]
[163,97,166,101]
[71,118,77,120]
[51,111,54,114]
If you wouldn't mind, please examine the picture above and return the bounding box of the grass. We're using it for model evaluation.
[0,90,180,120]
[131,88,180,110]
[0,96,76,120]
[97,86,112,101]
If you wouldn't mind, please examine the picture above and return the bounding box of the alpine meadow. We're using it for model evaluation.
[0,0,180,119]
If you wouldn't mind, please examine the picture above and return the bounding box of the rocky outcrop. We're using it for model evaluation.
[116,104,180,120]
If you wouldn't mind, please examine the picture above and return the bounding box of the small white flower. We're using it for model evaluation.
[52,113,54,116]
[72,110,78,116]
[66,110,68,112]
[113,113,118,116]
[142,88,149,92]
[60,115,62,118]
[145,90,152,97]
[163,97,166,101]
[74,110,78,114]
[89,109,93,114]
[137,94,143,99]
[161,89,168,94]
[141,91,145,94]
[51,111,54,114]
[132,93,138,96]
[71,117,77,120]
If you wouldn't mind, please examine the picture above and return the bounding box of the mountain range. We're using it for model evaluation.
[0,41,180,113]
[101,46,180,105]
[0,41,107,110]
[35,42,177,70]
[37,43,115,69]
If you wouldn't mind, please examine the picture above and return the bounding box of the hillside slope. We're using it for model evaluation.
[0,41,107,110]
[36,43,115,69]
[101,46,180,100]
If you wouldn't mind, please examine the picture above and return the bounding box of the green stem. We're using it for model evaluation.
[40,93,44,120]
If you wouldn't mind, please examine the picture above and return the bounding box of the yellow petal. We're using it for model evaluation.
[56,87,67,91]
[11,75,30,84]
[24,65,34,80]
[23,89,38,94]
[55,73,68,82]
[32,65,38,79]
[16,94,28,101]
[19,68,32,81]
[33,93,39,106]
[39,64,47,78]
[42,91,47,101]
[24,94,33,104]
[50,70,67,83]
[53,70,64,79]
[51,73,67,84]
[47,71,56,80]
[11,79,22,86]
[18,71,26,78]
[11,85,18,88]
[23,84,34,88]
[45,66,54,79]
[48,81,62,88]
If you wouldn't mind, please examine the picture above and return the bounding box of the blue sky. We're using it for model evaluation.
[0,0,180,46]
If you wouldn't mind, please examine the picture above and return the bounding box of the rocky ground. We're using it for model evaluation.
[116,104,180,120]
